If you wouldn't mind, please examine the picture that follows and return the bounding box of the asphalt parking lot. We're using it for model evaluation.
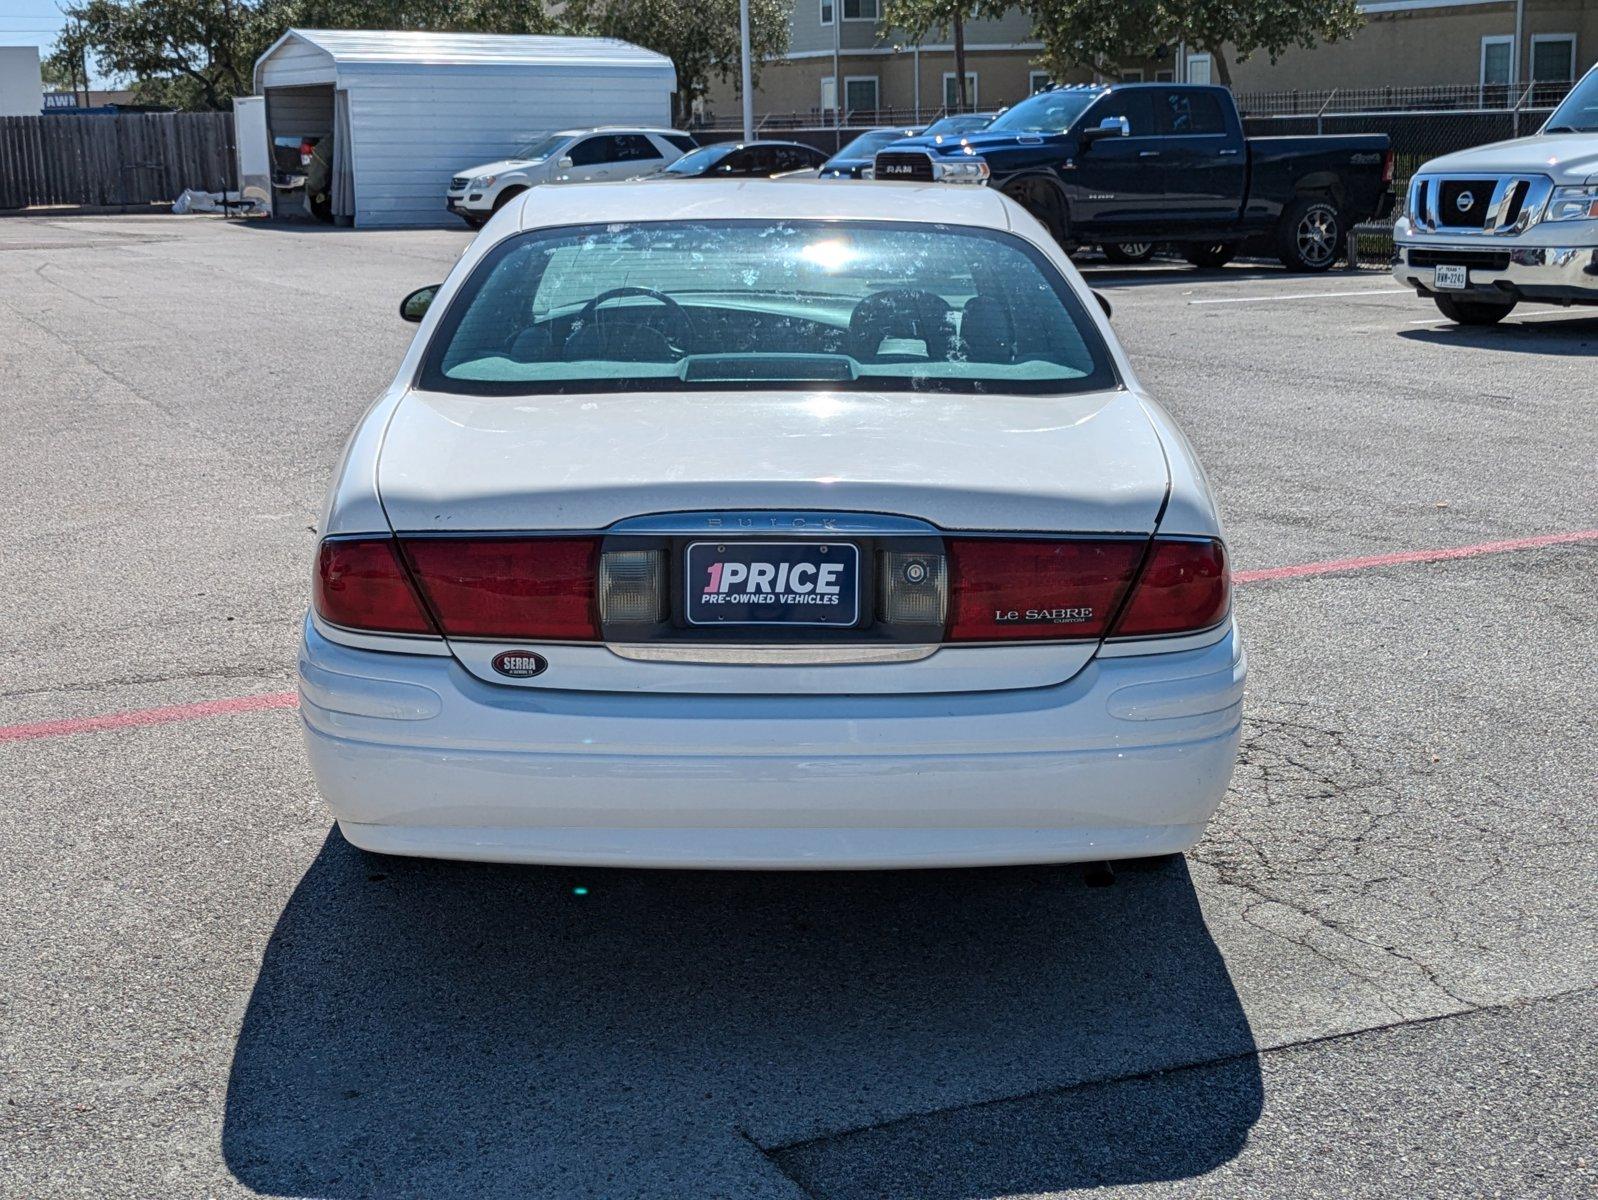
[2,214,1594,1199]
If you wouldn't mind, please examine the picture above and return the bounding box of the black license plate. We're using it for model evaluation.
[686,541,859,626]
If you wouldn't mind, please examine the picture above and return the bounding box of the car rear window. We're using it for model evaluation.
[418,220,1119,397]
[664,145,733,175]
[834,130,917,159]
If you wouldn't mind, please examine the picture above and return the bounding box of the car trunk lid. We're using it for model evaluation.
[377,386,1170,694]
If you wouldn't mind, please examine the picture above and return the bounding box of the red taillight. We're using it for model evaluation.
[944,536,1230,643]
[945,539,1144,641]
[402,537,600,641]
[315,538,437,635]
[317,533,1225,647]
[1383,149,1395,184]
[1110,538,1230,638]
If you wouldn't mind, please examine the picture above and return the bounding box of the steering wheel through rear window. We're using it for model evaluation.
[565,286,696,362]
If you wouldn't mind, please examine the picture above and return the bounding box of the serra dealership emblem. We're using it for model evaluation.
[492,650,549,678]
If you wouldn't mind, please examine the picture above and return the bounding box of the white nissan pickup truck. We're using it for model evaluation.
[1394,62,1598,324]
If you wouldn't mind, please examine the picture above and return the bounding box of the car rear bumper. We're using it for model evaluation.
[298,617,1245,869]
[1392,228,1598,305]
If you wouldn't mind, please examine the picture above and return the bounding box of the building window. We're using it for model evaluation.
[820,0,833,25]
[1028,70,1052,94]
[1155,69,1175,82]
[842,0,878,19]
[820,76,837,112]
[1530,34,1576,82]
[1480,34,1513,102]
[844,76,879,115]
[1185,53,1212,85]
[1120,68,1145,82]
[943,72,978,109]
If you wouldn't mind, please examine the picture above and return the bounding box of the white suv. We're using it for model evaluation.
[1393,63,1598,324]
[446,128,697,228]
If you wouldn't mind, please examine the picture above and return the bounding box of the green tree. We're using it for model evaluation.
[879,0,1011,109]
[272,0,554,37]
[47,0,265,110]
[43,18,95,100]
[1021,0,1157,83]
[50,0,556,111]
[562,0,791,125]
[1023,0,1364,86]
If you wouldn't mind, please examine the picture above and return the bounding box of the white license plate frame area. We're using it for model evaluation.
[685,541,860,627]
[1433,264,1468,290]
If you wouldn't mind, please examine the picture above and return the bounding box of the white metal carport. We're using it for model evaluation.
[252,29,677,228]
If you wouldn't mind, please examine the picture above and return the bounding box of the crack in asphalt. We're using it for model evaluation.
[756,982,1598,1169]
[1194,703,1482,1012]
[752,701,1592,1185]
[0,667,291,703]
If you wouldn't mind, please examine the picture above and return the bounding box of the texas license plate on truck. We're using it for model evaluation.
[686,542,859,626]
[1434,264,1468,290]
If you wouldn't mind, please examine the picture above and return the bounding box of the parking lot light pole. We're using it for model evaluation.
[740,0,755,144]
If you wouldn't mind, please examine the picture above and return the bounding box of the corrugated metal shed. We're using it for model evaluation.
[254,29,677,228]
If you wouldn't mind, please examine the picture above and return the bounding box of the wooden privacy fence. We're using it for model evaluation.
[0,112,236,211]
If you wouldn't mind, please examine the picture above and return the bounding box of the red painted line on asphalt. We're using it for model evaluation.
[2,529,1595,745]
[0,690,298,744]
[1232,528,1598,584]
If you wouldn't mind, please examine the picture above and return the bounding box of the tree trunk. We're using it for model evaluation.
[1208,48,1233,87]
[953,11,967,109]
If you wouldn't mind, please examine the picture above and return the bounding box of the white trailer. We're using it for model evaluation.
[249,29,676,228]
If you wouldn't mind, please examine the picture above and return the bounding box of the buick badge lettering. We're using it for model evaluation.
[492,650,549,678]
[993,607,1095,624]
[707,515,839,529]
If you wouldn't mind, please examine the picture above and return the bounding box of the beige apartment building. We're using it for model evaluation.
[706,0,1596,122]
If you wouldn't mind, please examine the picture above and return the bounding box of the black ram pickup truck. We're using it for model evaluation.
[874,83,1395,271]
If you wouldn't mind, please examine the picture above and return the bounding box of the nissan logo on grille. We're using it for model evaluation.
[1455,189,1476,213]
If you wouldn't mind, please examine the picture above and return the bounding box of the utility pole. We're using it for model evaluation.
[739,0,754,142]
[832,1,841,150]
[1512,0,1525,97]
[913,43,921,123]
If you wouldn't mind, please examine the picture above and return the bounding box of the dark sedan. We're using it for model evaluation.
[656,141,829,179]
[919,112,999,139]
[818,128,921,179]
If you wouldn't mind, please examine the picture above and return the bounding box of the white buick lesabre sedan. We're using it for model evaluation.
[301,180,1245,869]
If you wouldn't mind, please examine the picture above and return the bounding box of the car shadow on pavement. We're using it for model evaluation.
[1398,317,1598,353]
[221,829,1261,1198]
[1075,262,1292,287]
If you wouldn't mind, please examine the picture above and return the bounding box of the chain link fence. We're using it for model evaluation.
[1234,80,1574,116]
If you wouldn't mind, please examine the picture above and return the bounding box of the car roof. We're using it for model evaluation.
[704,140,821,150]
[551,127,690,136]
[513,178,1013,231]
